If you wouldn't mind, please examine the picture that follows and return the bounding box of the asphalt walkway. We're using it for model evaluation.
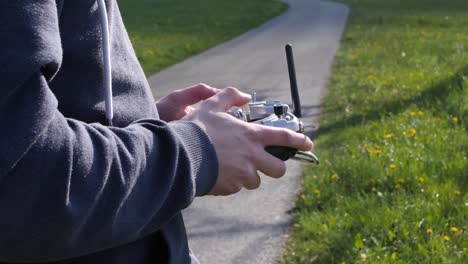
[147,0,349,263]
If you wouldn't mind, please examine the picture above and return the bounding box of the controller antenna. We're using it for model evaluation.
[285,44,302,118]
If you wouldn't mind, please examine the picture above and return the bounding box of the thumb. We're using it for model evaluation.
[200,87,251,112]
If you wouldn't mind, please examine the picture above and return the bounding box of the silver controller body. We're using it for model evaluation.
[228,100,319,165]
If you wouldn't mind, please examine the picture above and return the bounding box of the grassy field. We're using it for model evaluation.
[119,0,286,75]
[282,0,468,263]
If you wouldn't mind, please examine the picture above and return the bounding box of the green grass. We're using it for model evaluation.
[283,0,468,263]
[119,0,286,75]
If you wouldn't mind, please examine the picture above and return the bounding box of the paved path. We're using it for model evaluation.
[147,0,349,263]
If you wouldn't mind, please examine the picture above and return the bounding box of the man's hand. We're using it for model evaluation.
[156,83,220,122]
[182,87,314,196]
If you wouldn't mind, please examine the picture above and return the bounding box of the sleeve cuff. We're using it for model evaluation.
[168,121,219,196]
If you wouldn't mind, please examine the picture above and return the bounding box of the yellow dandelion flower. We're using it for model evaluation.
[453,117,459,124]
[454,190,461,196]
[444,235,450,241]
[410,112,416,116]
[410,128,417,137]
[418,177,425,183]
[450,227,459,233]
[313,189,320,195]
[398,178,405,184]
[390,164,397,169]
[375,148,382,155]
[385,133,393,139]
[426,228,433,235]
[386,172,392,177]
[395,183,401,189]
[364,144,373,154]
[331,173,338,180]
[402,131,407,136]
[418,111,424,116]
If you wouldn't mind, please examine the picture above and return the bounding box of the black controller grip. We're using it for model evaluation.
[265,146,298,161]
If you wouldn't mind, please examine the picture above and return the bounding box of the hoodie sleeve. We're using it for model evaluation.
[0,1,218,262]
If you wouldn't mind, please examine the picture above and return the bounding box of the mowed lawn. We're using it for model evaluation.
[119,0,286,75]
[283,0,467,263]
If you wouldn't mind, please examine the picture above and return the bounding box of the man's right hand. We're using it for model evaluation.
[182,87,313,196]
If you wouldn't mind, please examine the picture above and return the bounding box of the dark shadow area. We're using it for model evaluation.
[316,64,468,194]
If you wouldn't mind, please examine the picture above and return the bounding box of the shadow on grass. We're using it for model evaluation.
[316,65,468,193]
[318,64,468,135]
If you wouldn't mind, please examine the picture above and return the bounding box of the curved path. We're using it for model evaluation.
[148,0,349,263]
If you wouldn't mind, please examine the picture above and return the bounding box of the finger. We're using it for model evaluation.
[243,171,261,190]
[253,149,286,178]
[172,83,221,107]
[254,125,314,151]
[200,87,251,112]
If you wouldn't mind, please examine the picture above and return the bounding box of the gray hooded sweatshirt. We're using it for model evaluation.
[0,0,218,263]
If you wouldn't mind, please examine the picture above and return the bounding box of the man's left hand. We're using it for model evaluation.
[156,83,220,122]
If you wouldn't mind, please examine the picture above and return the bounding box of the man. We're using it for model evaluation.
[0,0,313,263]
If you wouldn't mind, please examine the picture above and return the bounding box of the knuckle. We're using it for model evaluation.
[200,98,217,110]
[241,164,255,179]
[168,89,180,98]
[244,125,260,142]
[240,164,256,181]
[168,90,183,103]
[224,86,239,95]
[279,129,294,143]
[197,83,209,89]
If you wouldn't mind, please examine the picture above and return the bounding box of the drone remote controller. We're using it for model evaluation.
[228,45,319,165]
